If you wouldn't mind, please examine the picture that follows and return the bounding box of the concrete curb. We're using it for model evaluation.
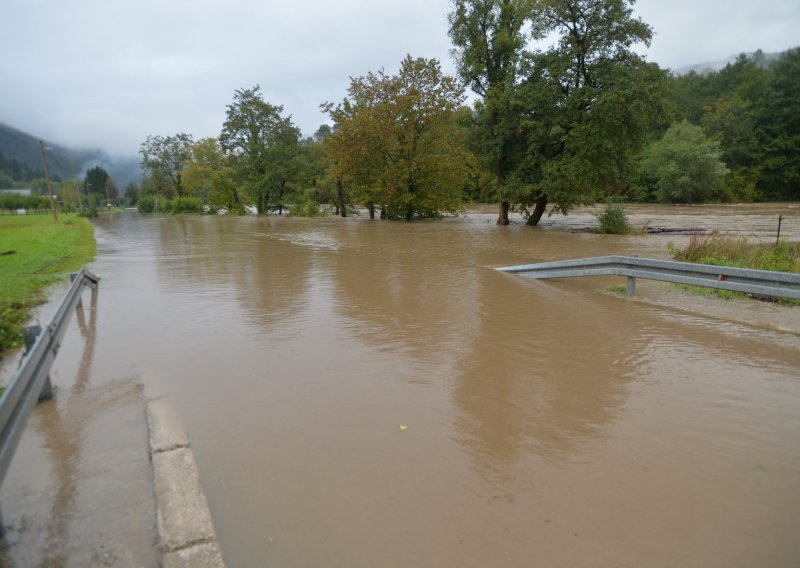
[146,399,225,568]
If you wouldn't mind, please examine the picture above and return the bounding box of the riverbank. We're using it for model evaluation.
[0,214,95,353]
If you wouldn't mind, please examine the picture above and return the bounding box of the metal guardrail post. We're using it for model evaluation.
[626,276,636,297]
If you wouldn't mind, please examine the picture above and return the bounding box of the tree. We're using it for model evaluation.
[105,177,119,204]
[59,179,81,209]
[754,49,800,200]
[124,182,139,206]
[84,166,115,205]
[324,56,472,220]
[511,0,670,224]
[29,178,48,196]
[182,137,242,212]
[641,120,728,204]
[219,86,301,214]
[139,133,194,197]
[294,126,332,214]
[0,172,14,189]
[449,0,531,224]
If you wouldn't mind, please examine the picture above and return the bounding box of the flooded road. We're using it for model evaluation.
[5,204,800,567]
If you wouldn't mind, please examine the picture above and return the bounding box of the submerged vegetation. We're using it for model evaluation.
[668,234,799,302]
[669,234,800,273]
[136,195,204,214]
[0,214,95,352]
[595,201,632,235]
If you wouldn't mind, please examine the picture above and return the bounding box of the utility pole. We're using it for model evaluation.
[39,141,57,220]
[77,179,85,214]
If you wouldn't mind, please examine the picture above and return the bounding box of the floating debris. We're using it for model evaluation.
[644,227,716,235]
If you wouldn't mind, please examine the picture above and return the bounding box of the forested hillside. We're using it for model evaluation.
[0,122,140,194]
[0,122,78,182]
[639,48,800,203]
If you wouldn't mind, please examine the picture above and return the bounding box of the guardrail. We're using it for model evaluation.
[496,256,800,300]
[0,268,99,490]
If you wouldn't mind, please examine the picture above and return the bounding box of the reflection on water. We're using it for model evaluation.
[0,287,158,567]
[12,205,800,567]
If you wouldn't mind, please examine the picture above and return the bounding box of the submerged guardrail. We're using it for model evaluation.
[496,256,800,300]
[0,268,99,489]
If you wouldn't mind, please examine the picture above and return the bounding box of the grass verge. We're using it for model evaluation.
[0,214,96,353]
[668,234,799,303]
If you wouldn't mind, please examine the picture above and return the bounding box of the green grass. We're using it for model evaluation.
[0,214,95,352]
[669,234,800,273]
[602,284,628,294]
[668,234,799,303]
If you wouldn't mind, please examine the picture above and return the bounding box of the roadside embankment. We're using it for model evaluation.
[0,214,95,353]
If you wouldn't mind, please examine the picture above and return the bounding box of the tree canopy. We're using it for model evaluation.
[139,133,194,197]
[449,0,531,224]
[83,165,117,205]
[449,0,669,224]
[181,137,242,212]
[133,11,798,218]
[324,56,472,220]
[220,86,302,214]
[641,120,728,204]
[512,0,670,223]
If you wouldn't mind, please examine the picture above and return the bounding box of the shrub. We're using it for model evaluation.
[0,194,48,211]
[79,208,99,218]
[137,195,157,213]
[596,200,631,234]
[137,195,176,213]
[290,199,322,217]
[171,196,203,214]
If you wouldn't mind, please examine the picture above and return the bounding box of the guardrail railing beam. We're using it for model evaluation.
[496,256,800,300]
[0,268,99,493]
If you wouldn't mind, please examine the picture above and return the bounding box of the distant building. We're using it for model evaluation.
[0,189,32,197]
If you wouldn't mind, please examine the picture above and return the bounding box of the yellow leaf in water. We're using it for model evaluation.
[399,425,408,431]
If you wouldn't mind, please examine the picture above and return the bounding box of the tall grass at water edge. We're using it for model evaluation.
[669,234,799,273]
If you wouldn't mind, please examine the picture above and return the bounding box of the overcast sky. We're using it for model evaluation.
[1,0,798,156]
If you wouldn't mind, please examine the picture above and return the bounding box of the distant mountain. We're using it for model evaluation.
[673,48,795,76]
[0,121,140,187]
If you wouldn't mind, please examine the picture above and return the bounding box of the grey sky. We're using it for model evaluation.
[1,0,798,156]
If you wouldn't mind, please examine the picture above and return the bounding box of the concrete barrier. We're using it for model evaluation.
[146,399,225,567]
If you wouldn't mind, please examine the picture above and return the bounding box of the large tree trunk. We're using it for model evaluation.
[497,200,510,225]
[336,175,347,217]
[526,195,548,226]
[405,182,415,221]
[492,109,510,226]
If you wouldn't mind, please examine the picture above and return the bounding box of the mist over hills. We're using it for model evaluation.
[674,48,793,75]
[0,122,140,188]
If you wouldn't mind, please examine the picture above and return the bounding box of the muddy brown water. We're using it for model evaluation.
[2,204,799,567]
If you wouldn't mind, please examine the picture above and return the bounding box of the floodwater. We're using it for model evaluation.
[4,204,800,567]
